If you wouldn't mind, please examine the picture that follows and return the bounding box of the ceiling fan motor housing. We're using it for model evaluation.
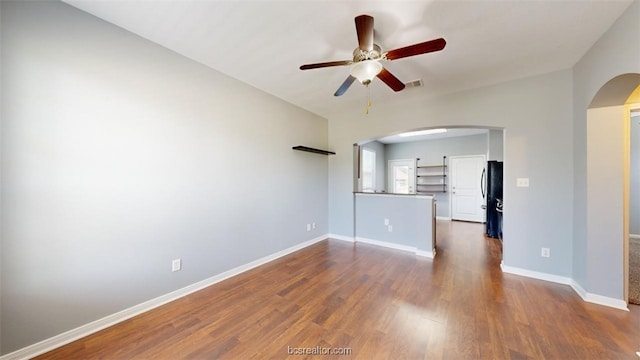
[353,44,382,62]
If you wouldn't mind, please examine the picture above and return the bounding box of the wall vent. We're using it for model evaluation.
[404,79,423,89]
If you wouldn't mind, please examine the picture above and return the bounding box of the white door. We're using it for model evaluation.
[388,159,416,194]
[450,155,486,222]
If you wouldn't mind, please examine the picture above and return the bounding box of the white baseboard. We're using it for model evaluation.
[356,236,415,253]
[355,237,434,259]
[500,263,629,311]
[328,233,355,243]
[415,248,436,259]
[500,263,572,285]
[631,234,640,244]
[569,280,629,311]
[436,216,451,221]
[0,234,330,360]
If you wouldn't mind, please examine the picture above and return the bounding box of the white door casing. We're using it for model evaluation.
[450,155,486,222]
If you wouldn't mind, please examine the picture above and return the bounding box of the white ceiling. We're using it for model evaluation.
[64,0,632,119]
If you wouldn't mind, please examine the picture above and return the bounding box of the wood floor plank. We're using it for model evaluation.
[35,220,640,359]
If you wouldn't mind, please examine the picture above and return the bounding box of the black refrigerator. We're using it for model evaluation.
[483,161,503,238]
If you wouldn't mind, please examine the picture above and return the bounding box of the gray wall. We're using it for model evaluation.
[329,69,574,280]
[355,194,433,252]
[385,134,490,218]
[1,1,328,353]
[359,140,386,192]
[488,129,504,161]
[572,0,640,299]
[632,113,640,235]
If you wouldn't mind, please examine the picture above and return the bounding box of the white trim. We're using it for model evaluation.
[630,234,640,242]
[500,263,629,311]
[0,234,330,360]
[569,278,588,300]
[583,293,629,311]
[355,236,434,259]
[569,279,629,311]
[328,233,355,243]
[500,263,572,285]
[415,248,436,259]
[436,216,451,221]
[356,236,416,252]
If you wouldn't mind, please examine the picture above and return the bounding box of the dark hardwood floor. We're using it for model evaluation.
[37,220,640,359]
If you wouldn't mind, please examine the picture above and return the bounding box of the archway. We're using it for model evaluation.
[587,73,640,306]
[352,126,505,258]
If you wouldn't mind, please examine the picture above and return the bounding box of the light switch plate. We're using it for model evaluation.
[517,178,530,187]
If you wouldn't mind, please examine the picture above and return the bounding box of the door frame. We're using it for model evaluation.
[448,154,486,221]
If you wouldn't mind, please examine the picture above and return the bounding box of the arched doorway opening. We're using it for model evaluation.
[587,73,640,306]
[352,126,505,258]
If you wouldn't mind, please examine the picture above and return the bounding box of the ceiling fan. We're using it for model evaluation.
[299,14,446,97]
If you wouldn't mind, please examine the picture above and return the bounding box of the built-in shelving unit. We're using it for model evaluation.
[416,156,447,194]
[292,146,336,155]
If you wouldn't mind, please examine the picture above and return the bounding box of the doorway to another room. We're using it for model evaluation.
[629,109,640,305]
[586,75,639,307]
[354,127,505,259]
[388,159,416,194]
[450,155,486,222]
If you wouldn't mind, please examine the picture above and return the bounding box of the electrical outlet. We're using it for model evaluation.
[541,248,550,258]
[312,222,316,230]
[388,225,393,232]
[172,259,181,272]
[306,224,311,232]
[384,218,389,226]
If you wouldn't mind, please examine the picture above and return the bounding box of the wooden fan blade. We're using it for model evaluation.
[385,38,446,61]
[300,60,352,70]
[377,68,405,92]
[355,15,374,52]
[334,75,357,96]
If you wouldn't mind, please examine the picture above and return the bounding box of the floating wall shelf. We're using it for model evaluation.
[292,146,336,155]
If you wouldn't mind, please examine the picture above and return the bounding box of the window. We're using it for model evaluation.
[361,148,376,192]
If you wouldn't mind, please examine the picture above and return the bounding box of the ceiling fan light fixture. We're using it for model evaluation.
[350,60,383,85]
[398,128,447,137]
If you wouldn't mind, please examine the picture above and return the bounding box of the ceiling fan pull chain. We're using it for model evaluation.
[365,83,372,115]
